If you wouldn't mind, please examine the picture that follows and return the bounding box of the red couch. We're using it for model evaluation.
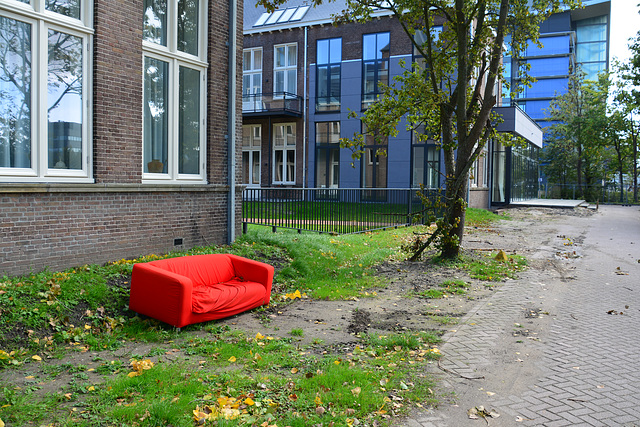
[129,254,274,328]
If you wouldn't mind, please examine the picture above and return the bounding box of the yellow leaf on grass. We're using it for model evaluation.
[285,290,302,300]
[291,368,299,374]
[228,356,237,363]
[32,355,42,361]
[87,386,95,391]
[128,372,139,378]
[255,332,265,340]
[0,417,4,427]
[351,387,361,396]
[315,395,323,406]
[244,397,255,406]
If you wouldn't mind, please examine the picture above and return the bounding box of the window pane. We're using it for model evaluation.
[275,150,283,181]
[287,45,296,66]
[48,29,83,170]
[274,70,284,92]
[286,69,296,93]
[253,49,261,70]
[317,39,328,64]
[275,46,285,67]
[243,51,251,71]
[46,0,81,19]
[329,38,341,63]
[286,150,295,181]
[377,33,389,58]
[317,66,328,97]
[144,0,167,46]
[316,149,327,187]
[363,34,375,60]
[251,152,260,184]
[412,146,424,187]
[178,0,198,55]
[179,66,200,174]
[0,17,32,169]
[144,57,169,173]
[242,151,250,183]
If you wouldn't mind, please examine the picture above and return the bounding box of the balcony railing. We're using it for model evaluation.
[242,187,443,235]
[242,92,303,117]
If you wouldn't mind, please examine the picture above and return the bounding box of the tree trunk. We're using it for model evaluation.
[440,179,468,259]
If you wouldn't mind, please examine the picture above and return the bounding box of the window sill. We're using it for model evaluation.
[0,183,235,194]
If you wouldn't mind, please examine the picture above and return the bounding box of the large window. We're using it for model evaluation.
[316,38,341,112]
[143,0,206,181]
[362,32,389,109]
[274,43,296,97]
[242,124,261,187]
[243,47,262,111]
[575,15,608,81]
[0,0,92,182]
[315,121,340,189]
[361,123,387,191]
[273,123,295,184]
[411,127,439,189]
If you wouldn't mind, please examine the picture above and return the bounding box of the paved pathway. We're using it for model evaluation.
[401,205,640,426]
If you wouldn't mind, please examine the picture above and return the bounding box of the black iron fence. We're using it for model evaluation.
[242,187,443,235]
[539,183,640,204]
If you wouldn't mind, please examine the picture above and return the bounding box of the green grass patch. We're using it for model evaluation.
[465,208,510,227]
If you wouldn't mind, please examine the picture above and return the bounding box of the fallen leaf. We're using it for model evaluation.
[31,355,42,361]
[351,387,361,396]
[228,356,237,363]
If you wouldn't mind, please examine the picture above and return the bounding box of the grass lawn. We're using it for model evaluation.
[0,208,518,427]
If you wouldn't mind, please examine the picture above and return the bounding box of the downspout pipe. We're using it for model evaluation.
[303,26,308,190]
[227,0,238,244]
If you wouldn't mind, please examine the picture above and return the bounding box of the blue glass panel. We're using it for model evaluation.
[527,35,570,56]
[527,57,570,77]
[576,23,607,42]
[577,41,607,62]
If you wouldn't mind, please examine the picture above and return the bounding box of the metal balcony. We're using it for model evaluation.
[242,92,303,118]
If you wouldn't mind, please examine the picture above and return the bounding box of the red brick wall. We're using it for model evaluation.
[93,0,144,184]
[0,189,229,275]
[0,0,244,276]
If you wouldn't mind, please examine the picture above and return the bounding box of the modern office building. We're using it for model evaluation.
[241,0,608,207]
[503,0,611,128]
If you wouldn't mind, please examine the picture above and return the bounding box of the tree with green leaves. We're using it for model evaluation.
[542,71,610,202]
[257,0,575,259]
[615,5,640,202]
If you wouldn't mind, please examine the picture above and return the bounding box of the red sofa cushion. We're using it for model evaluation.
[192,278,266,314]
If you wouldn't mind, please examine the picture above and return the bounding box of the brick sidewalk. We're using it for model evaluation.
[400,206,640,427]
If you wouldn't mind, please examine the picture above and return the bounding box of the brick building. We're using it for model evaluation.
[242,0,545,210]
[0,0,243,276]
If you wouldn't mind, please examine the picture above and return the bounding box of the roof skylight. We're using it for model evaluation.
[253,5,310,27]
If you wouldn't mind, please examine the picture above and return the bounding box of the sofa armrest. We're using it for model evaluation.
[129,263,194,328]
[227,254,274,299]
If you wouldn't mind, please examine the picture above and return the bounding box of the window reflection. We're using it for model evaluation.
[0,16,32,169]
[47,29,83,170]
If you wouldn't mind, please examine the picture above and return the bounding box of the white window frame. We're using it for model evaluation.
[0,0,93,183]
[142,0,207,183]
[272,122,296,185]
[273,43,297,98]
[243,47,262,111]
[242,124,261,187]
